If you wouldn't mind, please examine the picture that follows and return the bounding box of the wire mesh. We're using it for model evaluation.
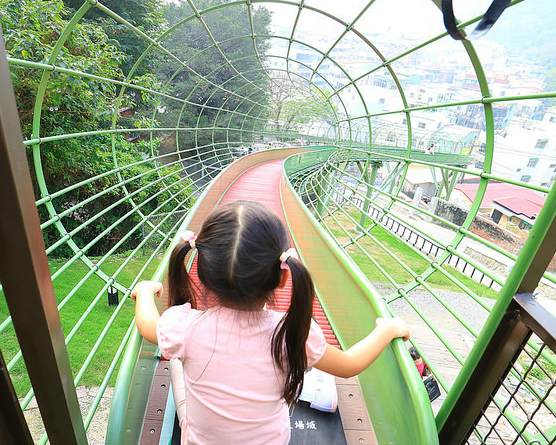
[465,342,556,445]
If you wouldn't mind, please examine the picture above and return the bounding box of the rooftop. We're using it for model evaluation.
[455,180,545,218]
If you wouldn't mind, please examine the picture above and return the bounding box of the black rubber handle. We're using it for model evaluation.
[442,0,511,40]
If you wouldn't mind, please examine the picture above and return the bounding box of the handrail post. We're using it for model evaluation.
[0,350,34,445]
[0,29,87,444]
[359,161,382,227]
[437,295,531,444]
[438,293,556,444]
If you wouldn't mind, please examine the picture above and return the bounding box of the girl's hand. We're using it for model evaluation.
[131,281,163,301]
[314,316,411,378]
[131,281,163,344]
[376,317,410,342]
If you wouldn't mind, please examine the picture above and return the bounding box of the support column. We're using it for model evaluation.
[445,170,462,201]
[0,30,87,444]
[0,350,34,445]
[359,161,382,228]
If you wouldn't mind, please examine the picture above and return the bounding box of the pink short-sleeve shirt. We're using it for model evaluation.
[157,304,327,445]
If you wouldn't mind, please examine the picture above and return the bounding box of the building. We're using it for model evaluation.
[453,180,546,230]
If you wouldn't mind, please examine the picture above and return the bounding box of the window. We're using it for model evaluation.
[550,116,556,123]
[521,175,531,183]
[550,164,556,168]
[527,158,539,168]
[402,118,407,125]
[418,122,426,129]
[535,139,548,150]
[378,98,385,104]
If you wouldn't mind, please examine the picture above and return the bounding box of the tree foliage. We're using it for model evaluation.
[156,0,272,154]
[1,0,273,256]
[1,0,125,137]
[63,0,165,76]
[269,73,337,133]
[1,0,190,257]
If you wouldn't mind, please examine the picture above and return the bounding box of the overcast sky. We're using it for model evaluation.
[266,0,555,42]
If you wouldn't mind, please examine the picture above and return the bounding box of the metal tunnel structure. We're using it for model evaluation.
[1,0,555,444]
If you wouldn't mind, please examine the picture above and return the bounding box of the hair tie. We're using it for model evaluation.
[181,230,197,250]
[280,248,299,270]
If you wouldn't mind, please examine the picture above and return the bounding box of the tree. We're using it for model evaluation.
[269,73,338,136]
[63,0,165,76]
[1,0,190,257]
[156,0,272,160]
[1,0,126,183]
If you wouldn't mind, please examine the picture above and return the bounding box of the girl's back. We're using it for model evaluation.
[158,303,326,444]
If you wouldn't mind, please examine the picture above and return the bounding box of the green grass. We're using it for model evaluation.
[322,207,499,299]
[0,252,160,398]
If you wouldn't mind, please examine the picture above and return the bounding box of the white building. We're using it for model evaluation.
[486,109,556,187]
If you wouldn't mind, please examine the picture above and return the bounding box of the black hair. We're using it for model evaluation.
[409,346,420,360]
[167,200,315,406]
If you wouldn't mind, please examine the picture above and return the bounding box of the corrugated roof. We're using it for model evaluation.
[455,181,545,217]
[494,196,542,218]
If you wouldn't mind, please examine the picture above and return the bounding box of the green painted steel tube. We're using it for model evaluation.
[435,164,556,433]
[84,321,136,430]
[315,161,507,292]
[7,57,190,106]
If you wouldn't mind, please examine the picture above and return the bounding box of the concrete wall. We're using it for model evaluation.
[429,197,469,227]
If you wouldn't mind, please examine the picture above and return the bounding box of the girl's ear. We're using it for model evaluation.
[278,269,289,289]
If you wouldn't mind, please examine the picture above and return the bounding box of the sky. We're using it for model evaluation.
[265,0,555,42]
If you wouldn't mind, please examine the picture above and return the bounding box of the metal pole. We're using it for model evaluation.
[0,29,87,444]
[0,350,34,445]
[436,163,556,441]
[359,161,382,227]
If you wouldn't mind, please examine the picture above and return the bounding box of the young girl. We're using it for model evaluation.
[132,200,409,445]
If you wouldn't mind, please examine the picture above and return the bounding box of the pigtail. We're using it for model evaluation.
[272,257,315,406]
[168,241,197,309]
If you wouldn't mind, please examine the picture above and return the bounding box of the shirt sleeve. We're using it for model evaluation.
[157,303,193,360]
[305,319,327,366]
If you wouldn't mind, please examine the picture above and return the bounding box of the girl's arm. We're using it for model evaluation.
[313,317,410,378]
[131,280,163,345]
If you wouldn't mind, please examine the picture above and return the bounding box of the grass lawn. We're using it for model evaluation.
[322,207,499,299]
[0,252,160,398]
